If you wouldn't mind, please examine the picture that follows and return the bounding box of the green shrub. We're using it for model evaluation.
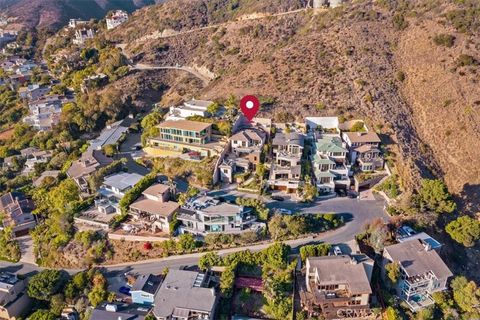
[456,54,477,67]
[446,216,480,247]
[392,13,408,30]
[299,243,331,262]
[433,34,455,47]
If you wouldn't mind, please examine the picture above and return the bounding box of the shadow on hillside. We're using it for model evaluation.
[456,183,480,215]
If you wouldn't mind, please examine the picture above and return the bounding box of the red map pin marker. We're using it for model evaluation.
[240,95,260,121]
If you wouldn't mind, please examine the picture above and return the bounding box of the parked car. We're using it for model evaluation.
[333,246,342,256]
[402,225,416,236]
[271,195,285,201]
[276,208,293,215]
[119,286,131,296]
[347,191,357,199]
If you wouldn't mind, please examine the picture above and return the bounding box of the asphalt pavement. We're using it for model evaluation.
[0,193,388,278]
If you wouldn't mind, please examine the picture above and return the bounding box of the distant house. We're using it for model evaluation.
[23,95,68,131]
[90,302,148,320]
[177,196,259,236]
[301,254,374,319]
[106,10,128,30]
[0,192,36,237]
[88,117,132,151]
[95,172,144,215]
[268,131,305,193]
[67,150,114,194]
[342,132,383,171]
[33,170,61,187]
[18,84,50,101]
[153,269,218,320]
[165,99,214,121]
[312,0,344,8]
[68,18,88,28]
[73,28,94,45]
[129,183,179,234]
[0,272,32,320]
[130,274,163,305]
[23,150,53,174]
[382,239,453,312]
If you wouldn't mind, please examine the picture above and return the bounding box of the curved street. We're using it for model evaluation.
[0,195,388,277]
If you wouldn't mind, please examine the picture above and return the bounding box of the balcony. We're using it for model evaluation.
[405,293,435,312]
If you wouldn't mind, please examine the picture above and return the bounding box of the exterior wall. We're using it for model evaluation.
[149,139,214,157]
[131,291,154,305]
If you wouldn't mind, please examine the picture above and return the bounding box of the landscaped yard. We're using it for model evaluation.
[233,288,268,319]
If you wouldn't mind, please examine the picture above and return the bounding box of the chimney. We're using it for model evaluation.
[357,132,362,136]
[424,242,432,252]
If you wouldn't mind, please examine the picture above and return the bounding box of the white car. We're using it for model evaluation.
[276,208,293,215]
[333,246,342,256]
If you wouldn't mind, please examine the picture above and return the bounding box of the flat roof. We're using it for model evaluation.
[307,255,373,295]
[130,199,179,217]
[143,183,170,197]
[103,172,144,191]
[158,120,212,132]
[344,131,381,144]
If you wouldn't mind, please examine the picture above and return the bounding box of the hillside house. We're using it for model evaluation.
[177,196,260,236]
[23,95,68,131]
[106,10,128,30]
[268,131,305,193]
[90,302,148,320]
[95,172,144,215]
[153,269,218,320]
[219,128,266,183]
[68,19,88,28]
[147,120,224,158]
[382,239,453,312]
[129,184,179,234]
[23,150,53,174]
[0,272,32,320]
[342,132,383,172]
[0,192,36,237]
[301,255,374,319]
[312,134,351,194]
[73,28,94,45]
[165,99,214,121]
[67,150,114,194]
[88,117,132,151]
[131,274,163,306]
[18,84,50,101]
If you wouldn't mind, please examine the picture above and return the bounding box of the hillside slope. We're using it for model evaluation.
[113,0,480,209]
[0,0,166,29]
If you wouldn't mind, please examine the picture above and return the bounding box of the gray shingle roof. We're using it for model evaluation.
[384,239,453,279]
[153,270,217,318]
[131,274,163,295]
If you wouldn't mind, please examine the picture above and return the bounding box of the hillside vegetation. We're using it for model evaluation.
[111,0,480,212]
